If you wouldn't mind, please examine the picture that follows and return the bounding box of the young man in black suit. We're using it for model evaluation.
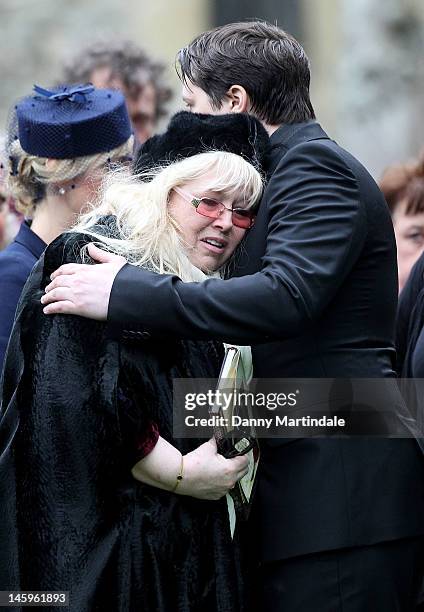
[42,21,424,611]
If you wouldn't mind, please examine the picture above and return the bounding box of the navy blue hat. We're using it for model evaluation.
[14,84,132,159]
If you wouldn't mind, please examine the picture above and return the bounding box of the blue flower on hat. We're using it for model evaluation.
[33,84,95,104]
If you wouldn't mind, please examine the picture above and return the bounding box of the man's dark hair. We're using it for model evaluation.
[178,21,315,125]
[62,40,172,119]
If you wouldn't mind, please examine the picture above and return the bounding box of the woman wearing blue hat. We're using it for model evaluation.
[0,84,134,369]
[0,110,268,611]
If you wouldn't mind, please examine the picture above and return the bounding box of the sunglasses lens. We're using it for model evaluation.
[197,198,222,218]
[196,198,254,229]
[232,209,254,229]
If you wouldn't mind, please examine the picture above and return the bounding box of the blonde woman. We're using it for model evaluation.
[0,84,133,368]
[0,112,268,611]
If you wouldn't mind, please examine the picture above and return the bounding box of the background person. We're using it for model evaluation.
[62,39,172,145]
[396,247,424,380]
[0,170,11,250]
[0,111,268,611]
[0,145,21,251]
[380,153,424,292]
[396,249,424,612]
[0,84,133,370]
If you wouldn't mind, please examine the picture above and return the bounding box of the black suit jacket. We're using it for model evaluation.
[108,121,424,561]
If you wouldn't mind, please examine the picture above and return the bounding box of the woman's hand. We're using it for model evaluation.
[131,436,249,501]
[179,438,249,500]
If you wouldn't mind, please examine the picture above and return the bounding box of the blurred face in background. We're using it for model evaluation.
[90,66,157,144]
[0,158,10,249]
[380,160,424,293]
[392,200,424,292]
[0,198,7,248]
[125,81,157,144]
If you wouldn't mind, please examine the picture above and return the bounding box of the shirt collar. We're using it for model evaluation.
[14,221,47,259]
[269,120,319,147]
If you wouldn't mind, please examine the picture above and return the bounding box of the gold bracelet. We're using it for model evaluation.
[172,454,184,493]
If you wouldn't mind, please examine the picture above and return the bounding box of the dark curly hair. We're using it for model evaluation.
[62,39,172,119]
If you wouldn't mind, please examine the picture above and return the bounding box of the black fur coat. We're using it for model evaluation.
[0,227,244,612]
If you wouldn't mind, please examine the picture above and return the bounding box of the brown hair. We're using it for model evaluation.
[177,20,315,125]
[380,153,424,216]
[63,40,172,120]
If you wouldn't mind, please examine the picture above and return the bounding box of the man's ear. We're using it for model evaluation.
[224,85,251,114]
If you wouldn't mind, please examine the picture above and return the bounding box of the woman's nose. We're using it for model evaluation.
[211,207,233,232]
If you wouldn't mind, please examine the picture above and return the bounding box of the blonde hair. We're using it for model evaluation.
[7,136,134,217]
[72,151,263,282]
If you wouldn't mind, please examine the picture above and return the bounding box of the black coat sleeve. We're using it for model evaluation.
[108,141,366,343]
